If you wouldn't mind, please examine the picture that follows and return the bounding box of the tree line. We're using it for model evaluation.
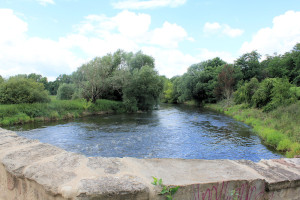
[0,50,163,112]
[0,43,299,112]
[161,43,300,111]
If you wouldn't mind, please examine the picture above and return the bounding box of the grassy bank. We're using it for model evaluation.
[0,98,126,126]
[206,101,300,158]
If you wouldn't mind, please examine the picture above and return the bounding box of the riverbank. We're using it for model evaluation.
[0,99,126,126]
[205,101,300,158]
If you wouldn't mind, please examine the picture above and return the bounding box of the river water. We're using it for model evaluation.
[9,104,283,161]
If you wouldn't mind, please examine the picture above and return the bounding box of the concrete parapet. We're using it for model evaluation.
[0,128,299,200]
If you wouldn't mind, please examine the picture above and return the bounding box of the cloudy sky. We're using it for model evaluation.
[1,0,300,80]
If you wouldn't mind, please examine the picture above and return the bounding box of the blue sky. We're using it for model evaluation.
[1,0,300,80]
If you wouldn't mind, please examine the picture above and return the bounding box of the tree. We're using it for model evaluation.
[72,50,127,103]
[0,75,4,84]
[215,65,235,100]
[123,66,163,111]
[0,77,50,104]
[56,83,75,100]
[235,51,262,81]
[234,78,259,105]
[128,51,155,72]
[175,58,226,104]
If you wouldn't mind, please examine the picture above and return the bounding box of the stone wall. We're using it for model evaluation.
[0,128,299,200]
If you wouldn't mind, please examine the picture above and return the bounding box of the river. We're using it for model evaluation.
[9,104,283,161]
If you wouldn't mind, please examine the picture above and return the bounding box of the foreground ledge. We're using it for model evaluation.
[0,128,299,200]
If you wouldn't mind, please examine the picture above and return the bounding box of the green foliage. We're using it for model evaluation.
[234,51,262,81]
[214,64,236,100]
[152,177,179,200]
[234,78,259,105]
[263,78,297,111]
[206,101,300,157]
[290,87,300,99]
[56,83,75,100]
[235,78,296,111]
[0,99,126,126]
[161,77,175,103]
[128,51,155,72]
[175,58,226,104]
[123,66,163,111]
[0,77,50,104]
[0,75,4,84]
[252,78,277,108]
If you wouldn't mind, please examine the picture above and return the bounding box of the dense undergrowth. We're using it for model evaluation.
[0,98,125,126]
[206,101,300,158]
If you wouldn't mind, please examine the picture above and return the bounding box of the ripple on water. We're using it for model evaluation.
[9,104,284,162]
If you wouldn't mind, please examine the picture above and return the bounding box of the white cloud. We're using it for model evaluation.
[204,22,244,38]
[0,9,82,80]
[112,0,186,10]
[150,22,190,48]
[142,47,197,77]
[36,0,55,6]
[240,10,300,55]
[0,9,27,44]
[0,9,194,79]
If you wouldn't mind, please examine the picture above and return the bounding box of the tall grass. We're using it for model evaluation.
[206,101,300,158]
[0,99,126,126]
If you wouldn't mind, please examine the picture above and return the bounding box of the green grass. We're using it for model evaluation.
[206,101,300,158]
[0,99,126,127]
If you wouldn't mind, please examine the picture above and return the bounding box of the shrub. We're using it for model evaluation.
[56,83,75,100]
[0,77,50,104]
[234,78,259,105]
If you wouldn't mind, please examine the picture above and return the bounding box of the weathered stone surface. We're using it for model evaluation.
[77,175,149,200]
[2,143,64,177]
[0,128,299,200]
[87,157,121,174]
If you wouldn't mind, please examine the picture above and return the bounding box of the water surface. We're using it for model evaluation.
[9,104,283,161]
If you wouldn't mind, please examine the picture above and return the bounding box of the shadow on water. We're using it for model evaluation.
[7,104,284,162]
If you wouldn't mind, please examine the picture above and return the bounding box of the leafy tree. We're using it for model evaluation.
[161,77,174,103]
[261,55,288,79]
[0,77,50,104]
[214,64,235,100]
[72,50,127,103]
[47,74,73,95]
[0,75,4,84]
[252,78,277,108]
[128,51,155,72]
[264,78,297,111]
[176,58,226,104]
[56,83,75,100]
[235,51,262,81]
[234,78,259,105]
[123,66,163,111]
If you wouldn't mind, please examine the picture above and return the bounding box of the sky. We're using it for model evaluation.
[0,0,300,81]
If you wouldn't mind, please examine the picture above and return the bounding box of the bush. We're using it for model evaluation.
[263,78,297,112]
[234,78,259,105]
[252,78,275,108]
[0,77,50,104]
[56,83,75,100]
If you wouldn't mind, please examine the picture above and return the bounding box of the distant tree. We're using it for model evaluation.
[0,75,4,84]
[128,51,155,73]
[235,51,262,81]
[234,77,259,105]
[123,66,163,111]
[56,83,75,100]
[175,57,226,104]
[0,77,50,104]
[215,65,235,100]
[72,50,127,103]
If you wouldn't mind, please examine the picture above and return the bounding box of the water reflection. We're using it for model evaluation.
[7,104,283,162]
